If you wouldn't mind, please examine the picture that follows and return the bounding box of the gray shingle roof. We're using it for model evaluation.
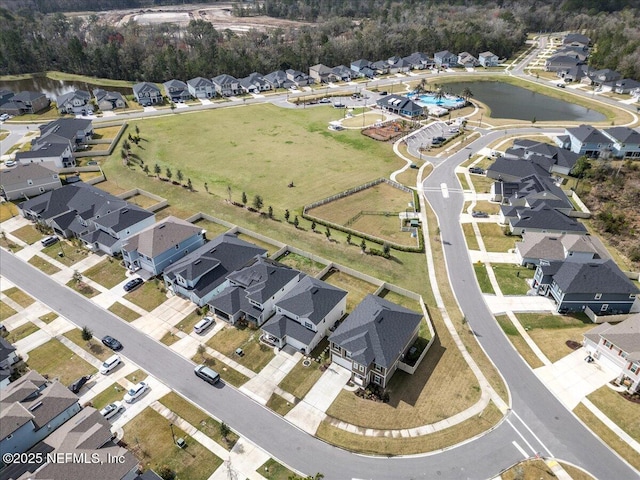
[122,216,202,258]
[603,126,640,144]
[510,205,587,233]
[567,125,610,144]
[56,90,91,106]
[329,295,422,369]
[0,163,58,186]
[212,74,237,85]
[586,314,640,361]
[552,259,639,295]
[133,82,160,95]
[91,205,154,232]
[209,285,262,320]
[187,76,213,88]
[227,256,299,304]
[15,143,70,160]
[39,118,92,142]
[0,336,16,362]
[487,158,550,181]
[261,314,316,345]
[275,276,347,326]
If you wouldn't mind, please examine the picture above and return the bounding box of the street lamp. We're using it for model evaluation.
[169,422,176,445]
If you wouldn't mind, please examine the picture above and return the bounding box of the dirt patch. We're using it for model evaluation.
[362,121,414,142]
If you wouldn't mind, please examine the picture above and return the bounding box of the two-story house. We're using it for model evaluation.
[263,70,294,90]
[331,65,357,82]
[261,276,347,354]
[239,72,272,94]
[285,69,313,87]
[162,79,191,103]
[387,57,412,74]
[0,337,19,389]
[402,52,435,70]
[534,259,639,314]
[0,91,50,116]
[0,163,62,201]
[583,313,640,394]
[187,77,216,99]
[122,216,206,276]
[309,64,335,84]
[0,371,81,456]
[212,74,240,96]
[478,51,499,67]
[457,52,479,68]
[93,88,127,111]
[208,256,302,327]
[329,295,423,388]
[601,127,640,159]
[565,125,613,158]
[132,82,162,106]
[162,233,267,307]
[433,50,458,68]
[370,60,390,75]
[350,59,373,77]
[507,204,587,236]
[56,90,92,115]
[515,232,603,267]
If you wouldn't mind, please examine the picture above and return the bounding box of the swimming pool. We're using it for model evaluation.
[407,92,466,109]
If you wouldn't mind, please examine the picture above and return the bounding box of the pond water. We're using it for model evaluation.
[443,80,606,122]
[0,75,132,100]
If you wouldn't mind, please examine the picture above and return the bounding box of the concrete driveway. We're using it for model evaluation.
[534,350,616,410]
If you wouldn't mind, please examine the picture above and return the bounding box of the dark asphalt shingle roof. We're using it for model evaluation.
[567,125,610,144]
[262,314,317,345]
[92,205,154,232]
[603,126,640,145]
[227,256,299,304]
[0,163,58,186]
[552,259,640,295]
[122,216,202,257]
[585,314,640,361]
[329,295,422,369]
[209,285,263,320]
[510,205,587,233]
[275,276,347,326]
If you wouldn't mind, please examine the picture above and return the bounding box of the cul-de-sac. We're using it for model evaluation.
[0,2,639,479]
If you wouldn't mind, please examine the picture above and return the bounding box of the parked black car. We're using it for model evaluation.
[123,278,143,292]
[472,211,489,218]
[69,375,91,393]
[431,136,446,145]
[469,167,485,174]
[102,336,123,351]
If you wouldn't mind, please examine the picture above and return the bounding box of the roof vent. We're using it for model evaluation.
[311,287,319,294]
[194,260,201,265]
[158,224,166,229]
[29,401,43,412]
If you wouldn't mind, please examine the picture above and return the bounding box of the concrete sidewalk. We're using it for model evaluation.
[240,345,301,405]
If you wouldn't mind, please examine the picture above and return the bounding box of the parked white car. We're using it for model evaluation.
[100,401,124,420]
[124,381,148,403]
[194,316,214,334]
[99,354,121,375]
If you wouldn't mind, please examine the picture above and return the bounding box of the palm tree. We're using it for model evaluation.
[120,149,128,166]
[434,87,445,105]
[461,87,473,103]
[416,78,427,94]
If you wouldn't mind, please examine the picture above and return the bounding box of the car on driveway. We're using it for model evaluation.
[472,211,489,218]
[468,167,485,175]
[124,381,148,403]
[4,160,17,168]
[41,236,59,247]
[123,278,143,292]
[100,401,124,420]
[68,375,91,394]
[102,335,123,351]
[194,316,214,334]
[99,354,121,374]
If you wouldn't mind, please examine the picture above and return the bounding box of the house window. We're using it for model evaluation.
[27,179,33,185]
[304,322,313,329]
[356,363,365,373]
[39,187,45,193]
[603,340,612,348]
[631,294,637,299]
[345,350,351,359]
[594,293,602,300]
[630,363,639,374]
[600,304,609,312]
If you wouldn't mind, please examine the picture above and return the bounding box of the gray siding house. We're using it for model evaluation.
[163,79,191,102]
[1,163,62,201]
[187,77,216,99]
[329,295,422,388]
[0,371,81,456]
[133,82,162,105]
[434,50,458,68]
[601,127,640,159]
[93,88,127,111]
[0,337,19,390]
[565,125,612,158]
[56,90,91,115]
[122,216,206,276]
[212,74,240,96]
[479,51,499,67]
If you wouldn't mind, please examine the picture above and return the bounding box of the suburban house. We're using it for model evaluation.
[261,276,347,354]
[434,50,458,68]
[350,59,373,76]
[329,294,423,388]
[122,216,206,276]
[507,138,580,175]
[187,77,216,99]
[564,33,590,48]
[545,55,584,73]
[370,60,390,75]
[403,52,435,70]
[532,259,639,314]
[377,95,423,118]
[565,125,613,158]
[162,79,191,103]
[478,51,499,67]
[309,64,336,84]
[0,337,19,389]
[388,58,412,74]
[93,88,127,111]
[264,70,294,89]
[495,174,574,219]
[0,89,14,105]
[19,183,140,241]
[0,163,62,201]
[212,74,240,96]
[613,78,640,94]
[208,256,303,327]
[14,143,74,169]
[487,157,555,183]
[457,52,479,68]
[557,64,590,82]
[239,72,272,93]
[2,407,139,480]
[506,204,587,236]
[0,371,81,456]
[581,68,621,88]
[331,65,357,82]
[285,69,313,87]
[162,233,267,307]
[79,204,156,256]
[56,90,91,115]
[132,82,162,106]
[583,314,640,394]
[601,127,640,159]
[0,91,50,116]
[515,232,604,267]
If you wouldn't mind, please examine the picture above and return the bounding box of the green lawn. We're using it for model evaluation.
[160,330,180,346]
[10,225,42,244]
[258,458,298,480]
[3,287,35,308]
[0,301,17,321]
[587,387,640,443]
[126,369,146,384]
[206,324,275,373]
[491,264,534,295]
[0,203,19,222]
[321,269,378,312]
[63,328,113,361]
[192,218,231,238]
[279,340,328,400]
[477,223,516,252]
[276,252,326,277]
[175,310,206,333]
[158,392,239,449]
[235,233,280,256]
[473,263,495,294]
[456,173,470,191]
[462,223,479,250]
[192,352,249,387]
[66,279,99,298]
[83,258,127,289]
[27,339,97,385]
[28,255,61,275]
[42,240,91,266]
[469,173,494,194]
[123,408,223,480]
[108,302,141,322]
[266,393,296,416]
[124,281,167,311]
[377,289,422,313]
[495,315,544,369]
[39,312,58,324]
[90,382,127,410]
[5,322,39,344]
[516,312,591,329]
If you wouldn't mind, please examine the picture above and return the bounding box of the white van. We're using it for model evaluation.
[100,354,121,375]
[194,364,220,385]
[194,316,214,334]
